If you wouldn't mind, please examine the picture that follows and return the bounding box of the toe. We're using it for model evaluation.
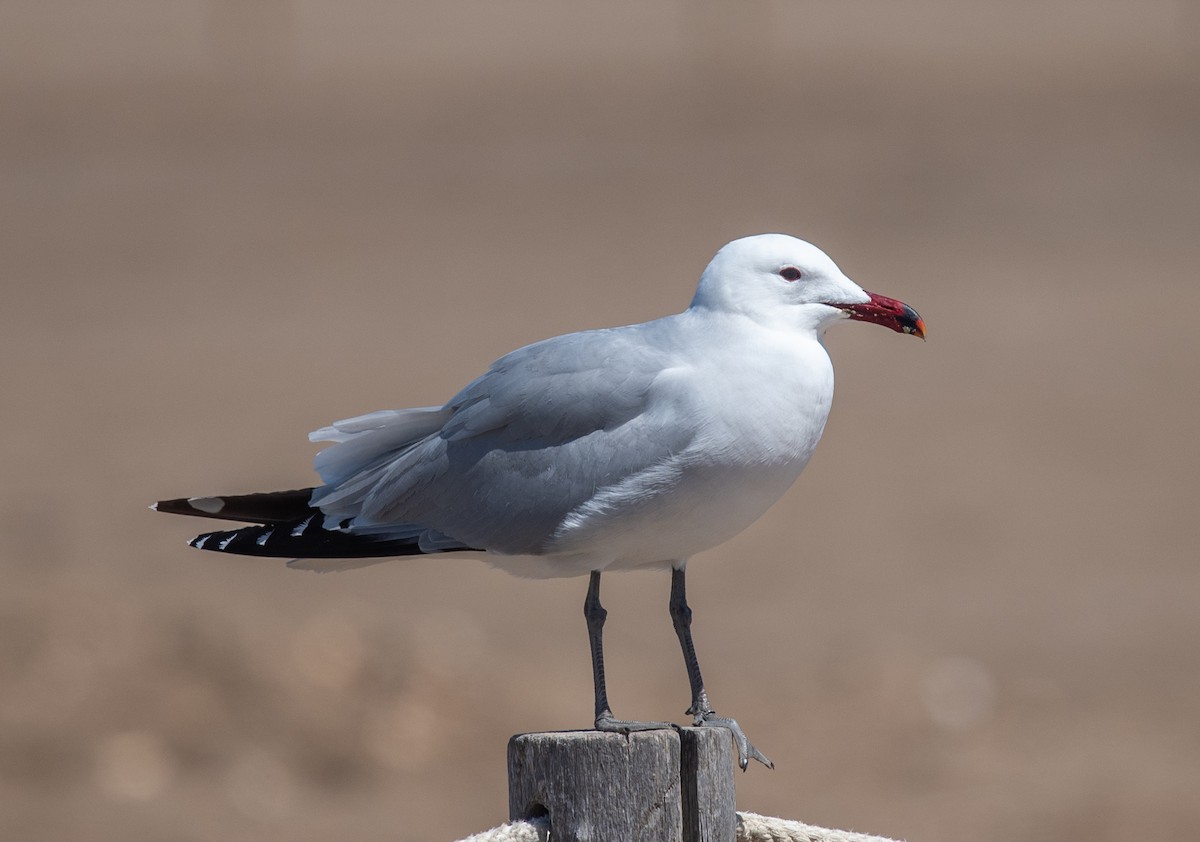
[697,712,773,770]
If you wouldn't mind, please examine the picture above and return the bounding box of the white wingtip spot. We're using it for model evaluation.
[149,503,158,512]
[217,535,236,550]
[192,535,211,549]
[187,496,226,514]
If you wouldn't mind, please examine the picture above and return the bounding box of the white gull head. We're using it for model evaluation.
[689,234,924,341]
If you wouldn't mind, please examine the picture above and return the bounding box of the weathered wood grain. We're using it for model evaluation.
[507,728,736,842]
[679,727,736,842]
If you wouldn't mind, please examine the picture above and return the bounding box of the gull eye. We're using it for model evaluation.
[779,266,803,282]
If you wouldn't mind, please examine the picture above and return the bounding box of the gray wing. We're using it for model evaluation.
[309,318,696,555]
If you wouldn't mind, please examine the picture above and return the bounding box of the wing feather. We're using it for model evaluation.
[308,318,697,556]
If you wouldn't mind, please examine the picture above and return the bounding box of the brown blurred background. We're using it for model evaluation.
[2,2,1198,840]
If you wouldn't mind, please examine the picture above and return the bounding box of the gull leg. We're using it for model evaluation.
[669,565,774,770]
[586,571,674,733]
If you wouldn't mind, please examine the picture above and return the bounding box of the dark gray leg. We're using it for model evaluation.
[586,571,674,732]
[669,566,773,770]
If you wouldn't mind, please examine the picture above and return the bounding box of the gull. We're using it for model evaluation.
[155,233,925,769]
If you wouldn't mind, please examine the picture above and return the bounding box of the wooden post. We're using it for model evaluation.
[508,728,735,842]
[678,727,736,842]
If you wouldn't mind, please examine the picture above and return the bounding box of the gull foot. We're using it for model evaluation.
[595,712,676,733]
[692,709,773,771]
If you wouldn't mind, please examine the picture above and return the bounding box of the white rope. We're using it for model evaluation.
[454,812,901,842]
[455,817,548,842]
[736,812,902,842]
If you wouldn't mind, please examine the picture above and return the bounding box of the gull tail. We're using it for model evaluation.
[153,488,478,567]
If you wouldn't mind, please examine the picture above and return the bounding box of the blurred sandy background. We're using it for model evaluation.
[2,2,1198,840]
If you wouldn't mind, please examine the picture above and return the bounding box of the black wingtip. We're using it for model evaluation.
[154,496,225,517]
[186,515,469,559]
[152,488,318,524]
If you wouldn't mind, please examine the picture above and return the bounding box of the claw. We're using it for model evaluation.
[695,710,773,770]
